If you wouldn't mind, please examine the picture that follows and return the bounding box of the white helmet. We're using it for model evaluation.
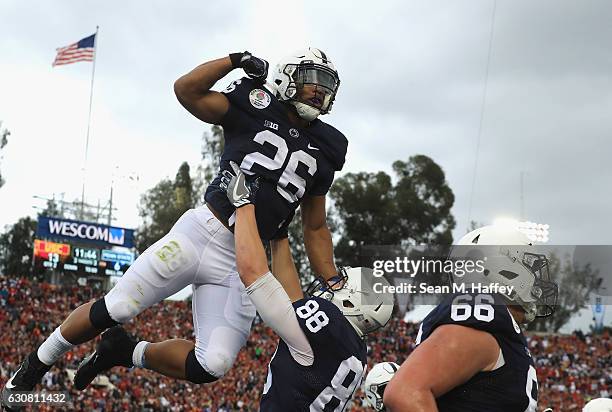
[307,267,394,337]
[583,398,612,412]
[364,362,400,411]
[272,47,340,121]
[451,225,558,323]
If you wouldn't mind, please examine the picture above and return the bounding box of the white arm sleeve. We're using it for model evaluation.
[245,271,314,366]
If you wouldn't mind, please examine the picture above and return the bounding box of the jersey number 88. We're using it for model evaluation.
[296,300,330,333]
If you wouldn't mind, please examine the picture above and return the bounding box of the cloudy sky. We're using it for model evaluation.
[1,0,611,245]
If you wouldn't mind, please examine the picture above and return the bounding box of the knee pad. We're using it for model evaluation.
[103,287,143,324]
[185,349,219,384]
[89,298,119,329]
[194,344,236,378]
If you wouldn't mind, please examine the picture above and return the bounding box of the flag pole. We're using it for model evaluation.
[80,26,99,219]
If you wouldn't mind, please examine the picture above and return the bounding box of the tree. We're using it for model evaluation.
[329,155,455,266]
[392,156,455,245]
[192,125,225,204]
[528,252,603,332]
[174,161,194,211]
[135,162,196,252]
[0,121,10,188]
[201,125,225,182]
[0,217,37,276]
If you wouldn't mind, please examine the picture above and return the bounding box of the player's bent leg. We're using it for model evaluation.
[74,211,205,390]
[139,339,195,380]
[60,300,108,345]
[119,338,217,384]
[190,275,257,382]
[185,348,219,384]
[135,281,253,385]
[73,271,195,389]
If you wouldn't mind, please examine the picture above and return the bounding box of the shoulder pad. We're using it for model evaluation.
[419,293,522,343]
[293,297,344,340]
[221,77,274,111]
[308,120,348,171]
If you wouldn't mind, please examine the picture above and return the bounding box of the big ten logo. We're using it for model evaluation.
[155,240,187,272]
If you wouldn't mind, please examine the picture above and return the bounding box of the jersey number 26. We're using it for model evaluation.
[241,130,317,203]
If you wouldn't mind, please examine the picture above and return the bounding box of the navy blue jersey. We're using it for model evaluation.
[416,293,538,412]
[260,297,367,412]
[204,77,348,240]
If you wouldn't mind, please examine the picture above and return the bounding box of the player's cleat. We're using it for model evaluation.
[73,326,136,390]
[1,351,51,412]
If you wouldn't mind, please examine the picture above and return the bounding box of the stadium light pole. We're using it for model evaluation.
[517,221,550,243]
[492,217,550,243]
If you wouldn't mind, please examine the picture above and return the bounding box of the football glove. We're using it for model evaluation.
[220,161,258,208]
[230,51,269,81]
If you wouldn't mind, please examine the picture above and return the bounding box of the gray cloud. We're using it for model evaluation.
[1,0,611,244]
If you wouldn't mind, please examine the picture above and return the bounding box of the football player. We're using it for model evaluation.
[367,225,558,412]
[219,162,395,411]
[2,48,347,411]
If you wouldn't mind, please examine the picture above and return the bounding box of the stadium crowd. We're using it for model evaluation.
[1,276,610,411]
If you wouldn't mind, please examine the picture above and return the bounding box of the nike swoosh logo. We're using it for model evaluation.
[232,179,243,200]
[307,144,319,151]
[5,366,22,389]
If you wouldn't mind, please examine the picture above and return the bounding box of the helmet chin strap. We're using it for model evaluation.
[292,101,321,121]
[512,299,536,323]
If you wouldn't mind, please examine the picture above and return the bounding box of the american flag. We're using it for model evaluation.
[52,33,96,67]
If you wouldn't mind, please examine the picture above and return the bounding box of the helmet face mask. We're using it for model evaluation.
[273,47,340,121]
[367,382,387,411]
[306,267,394,337]
[305,268,348,298]
[520,252,558,318]
[294,64,339,111]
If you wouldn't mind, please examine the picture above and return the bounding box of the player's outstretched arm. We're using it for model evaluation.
[174,51,269,124]
[234,204,270,286]
[270,238,304,302]
[301,195,337,281]
[222,162,314,365]
[174,56,232,125]
[383,324,499,412]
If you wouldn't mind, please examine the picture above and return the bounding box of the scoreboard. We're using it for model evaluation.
[34,239,134,277]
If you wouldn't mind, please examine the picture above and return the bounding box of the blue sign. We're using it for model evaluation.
[101,249,135,265]
[37,216,135,248]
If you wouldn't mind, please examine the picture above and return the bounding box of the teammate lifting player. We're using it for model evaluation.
[220,161,395,411]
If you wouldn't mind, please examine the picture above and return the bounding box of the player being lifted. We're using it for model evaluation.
[365,225,559,412]
[220,162,395,411]
[2,48,348,411]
